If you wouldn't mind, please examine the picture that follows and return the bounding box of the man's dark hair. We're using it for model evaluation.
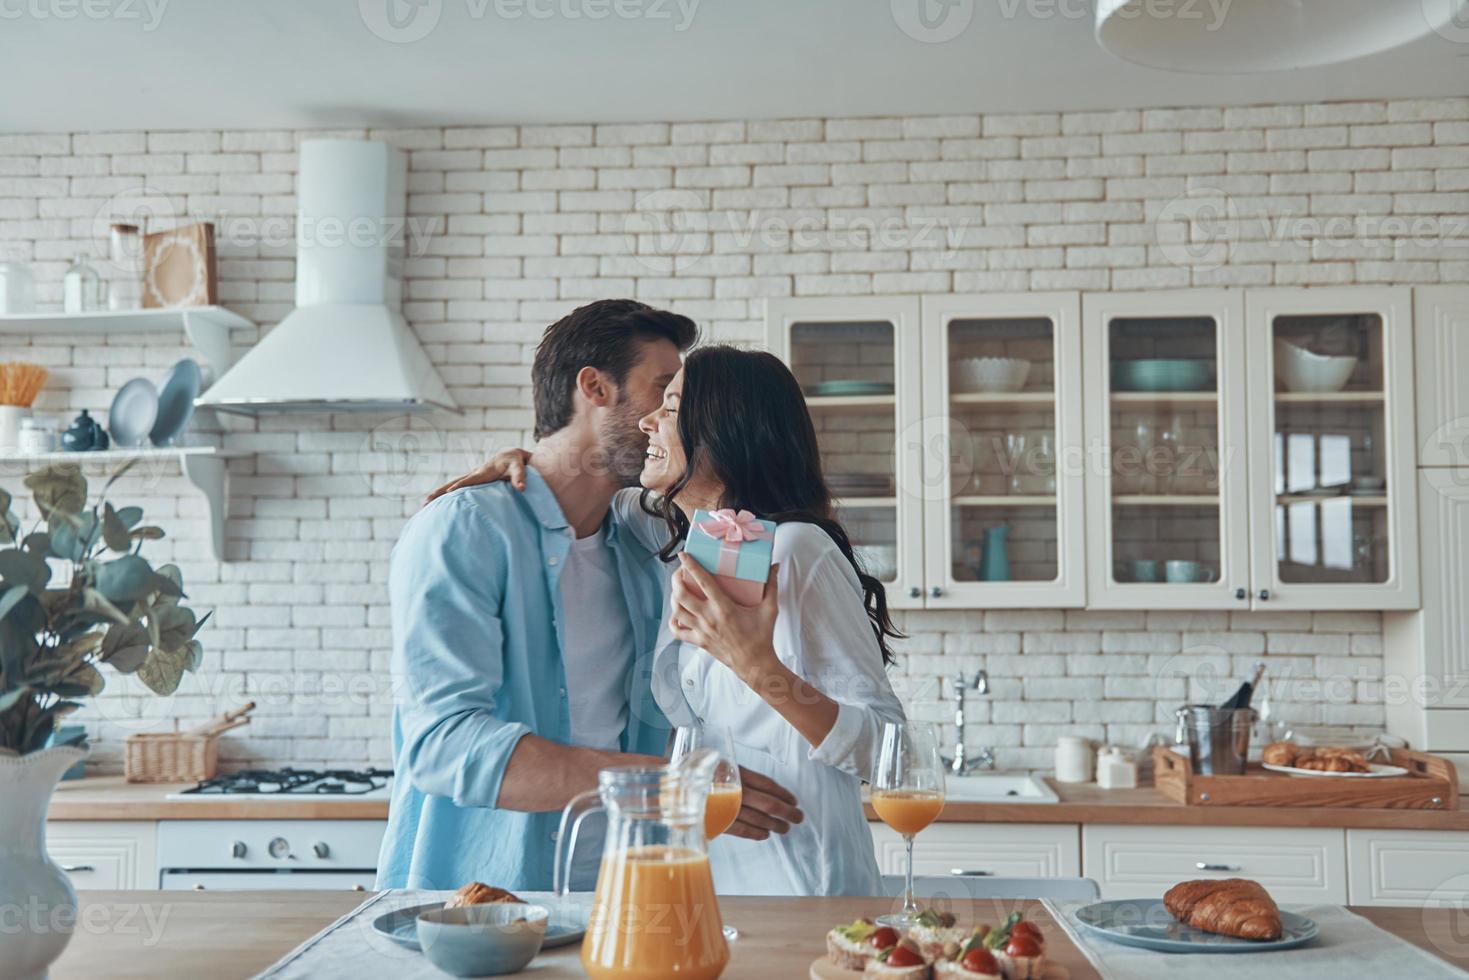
[531,299,698,439]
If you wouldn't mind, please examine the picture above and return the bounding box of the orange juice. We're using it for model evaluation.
[871,789,945,836]
[703,784,742,839]
[582,845,729,980]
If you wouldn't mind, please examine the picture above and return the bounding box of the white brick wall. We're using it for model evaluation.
[3,96,1464,773]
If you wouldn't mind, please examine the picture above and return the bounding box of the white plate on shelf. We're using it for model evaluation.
[1262,761,1409,778]
[107,378,159,448]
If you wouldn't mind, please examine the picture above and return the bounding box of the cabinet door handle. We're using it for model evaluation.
[1235,587,1247,600]
[1196,862,1241,872]
[909,586,922,599]
[950,868,994,877]
[1257,590,1271,602]
[930,586,943,598]
[60,865,94,873]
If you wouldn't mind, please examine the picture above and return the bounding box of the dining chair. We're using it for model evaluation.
[880,873,1100,903]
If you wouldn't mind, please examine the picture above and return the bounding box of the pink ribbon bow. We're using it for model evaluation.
[696,508,772,543]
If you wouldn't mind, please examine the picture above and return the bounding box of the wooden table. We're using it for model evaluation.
[49,891,1469,979]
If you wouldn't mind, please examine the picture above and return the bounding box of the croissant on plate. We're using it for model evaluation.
[1163,878,1283,941]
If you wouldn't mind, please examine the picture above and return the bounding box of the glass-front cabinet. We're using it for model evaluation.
[920,294,1085,607]
[767,287,1422,613]
[766,297,925,609]
[1246,288,1418,610]
[1083,291,1252,609]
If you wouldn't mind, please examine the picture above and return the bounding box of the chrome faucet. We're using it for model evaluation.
[943,669,994,774]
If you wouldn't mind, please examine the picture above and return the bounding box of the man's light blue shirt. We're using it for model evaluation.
[375,469,671,892]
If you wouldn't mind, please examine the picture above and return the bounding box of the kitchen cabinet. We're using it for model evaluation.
[1414,286,1469,469]
[1346,829,1469,906]
[1082,824,1348,904]
[767,297,925,609]
[45,821,158,890]
[767,293,1086,610]
[870,823,1081,879]
[1082,290,1251,609]
[1244,288,1418,610]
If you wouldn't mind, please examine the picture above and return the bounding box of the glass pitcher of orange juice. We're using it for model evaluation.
[554,748,730,980]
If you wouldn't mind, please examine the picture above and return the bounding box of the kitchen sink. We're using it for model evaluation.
[942,772,1059,804]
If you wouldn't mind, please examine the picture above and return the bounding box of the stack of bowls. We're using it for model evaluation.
[1111,358,1213,392]
[954,356,1032,393]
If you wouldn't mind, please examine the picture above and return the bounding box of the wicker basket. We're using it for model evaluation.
[125,731,219,783]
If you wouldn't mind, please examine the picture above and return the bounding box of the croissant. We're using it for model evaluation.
[1164,878,1282,941]
[444,882,523,909]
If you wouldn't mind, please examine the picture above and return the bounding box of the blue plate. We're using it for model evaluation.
[371,901,587,952]
[149,358,201,447]
[1073,899,1319,954]
[107,377,159,448]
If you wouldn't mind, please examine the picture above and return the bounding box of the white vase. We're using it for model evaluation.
[0,745,87,980]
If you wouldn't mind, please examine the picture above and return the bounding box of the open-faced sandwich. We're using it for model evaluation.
[906,908,970,961]
[933,937,1003,980]
[864,937,931,979]
[827,919,892,971]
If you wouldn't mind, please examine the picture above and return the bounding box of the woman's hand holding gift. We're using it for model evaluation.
[669,554,781,687]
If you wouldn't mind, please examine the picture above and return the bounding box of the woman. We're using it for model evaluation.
[447,346,907,896]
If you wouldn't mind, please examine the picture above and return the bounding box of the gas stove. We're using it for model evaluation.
[165,767,393,800]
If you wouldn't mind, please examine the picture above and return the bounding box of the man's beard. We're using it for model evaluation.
[597,394,651,488]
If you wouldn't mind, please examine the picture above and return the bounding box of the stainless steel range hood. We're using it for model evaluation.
[197,139,457,416]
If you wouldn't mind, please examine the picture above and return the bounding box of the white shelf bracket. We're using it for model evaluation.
[180,453,228,563]
[180,310,236,381]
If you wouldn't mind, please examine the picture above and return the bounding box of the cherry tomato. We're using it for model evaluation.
[1010,920,1045,946]
[867,927,900,950]
[1005,934,1043,958]
[886,945,924,968]
[961,947,1001,974]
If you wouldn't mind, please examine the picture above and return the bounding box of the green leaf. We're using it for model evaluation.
[99,459,138,502]
[129,526,165,542]
[21,532,48,555]
[102,504,132,553]
[114,506,143,529]
[137,644,190,696]
[0,686,27,713]
[0,548,49,592]
[156,604,198,651]
[25,465,87,517]
[81,588,130,626]
[101,623,150,673]
[95,555,157,603]
[191,610,212,637]
[186,639,204,671]
[48,511,97,562]
[0,583,29,623]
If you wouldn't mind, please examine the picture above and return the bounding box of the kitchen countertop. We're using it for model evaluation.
[50,775,1469,831]
[49,891,1469,979]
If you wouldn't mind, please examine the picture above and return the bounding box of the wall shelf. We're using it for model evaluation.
[0,306,252,378]
[1277,494,1388,507]
[1110,391,1218,404]
[805,394,896,413]
[833,496,897,508]
[0,447,239,562]
[1113,494,1221,506]
[953,494,1057,506]
[1275,391,1385,404]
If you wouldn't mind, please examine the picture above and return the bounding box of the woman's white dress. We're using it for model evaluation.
[612,490,907,896]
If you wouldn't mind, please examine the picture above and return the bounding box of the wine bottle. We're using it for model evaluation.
[1219,661,1266,711]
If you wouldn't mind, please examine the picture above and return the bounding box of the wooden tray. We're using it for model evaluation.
[1153,745,1458,809]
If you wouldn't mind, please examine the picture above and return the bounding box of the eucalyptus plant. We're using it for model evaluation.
[0,463,209,756]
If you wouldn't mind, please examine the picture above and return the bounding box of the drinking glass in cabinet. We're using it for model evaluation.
[1270,313,1390,585]
[1107,316,1224,586]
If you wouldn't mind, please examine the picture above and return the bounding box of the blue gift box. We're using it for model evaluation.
[686,508,776,606]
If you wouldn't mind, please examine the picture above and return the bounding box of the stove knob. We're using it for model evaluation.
[268,837,293,860]
[230,840,247,859]
[312,841,330,859]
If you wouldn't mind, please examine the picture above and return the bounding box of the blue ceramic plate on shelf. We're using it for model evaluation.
[371,901,588,952]
[149,358,201,447]
[806,380,895,397]
[107,378,159,448]
[1073,899,1319,954]
[1112,359,1214,393]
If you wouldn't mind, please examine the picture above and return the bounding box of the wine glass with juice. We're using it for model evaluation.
[871,721,946,928]
[671,725,744,940]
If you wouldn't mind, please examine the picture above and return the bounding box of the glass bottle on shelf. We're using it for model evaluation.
[107,223,143,311]
[62,255,103,313]
[0,257,35,313]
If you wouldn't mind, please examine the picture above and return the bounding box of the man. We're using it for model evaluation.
[376,299,802,892]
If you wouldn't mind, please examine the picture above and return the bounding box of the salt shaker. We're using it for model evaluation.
[1054,735,1094,783]
[1096,746,1139,790]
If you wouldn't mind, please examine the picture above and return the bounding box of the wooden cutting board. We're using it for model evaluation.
[810,957,1070,979]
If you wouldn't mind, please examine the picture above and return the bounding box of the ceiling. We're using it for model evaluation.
[2,1,1467,133]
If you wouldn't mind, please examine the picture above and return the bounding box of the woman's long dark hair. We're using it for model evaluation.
[643,345,902,666]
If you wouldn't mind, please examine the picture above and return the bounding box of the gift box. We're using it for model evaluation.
[687,508,776,606]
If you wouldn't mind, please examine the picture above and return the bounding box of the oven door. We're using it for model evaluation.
[159,870,375,891]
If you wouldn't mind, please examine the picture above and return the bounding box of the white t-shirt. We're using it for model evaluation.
[558,526,635,752]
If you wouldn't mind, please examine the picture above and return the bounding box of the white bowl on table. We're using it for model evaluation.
[1275,339,1357,393]
[954,357,1031,394]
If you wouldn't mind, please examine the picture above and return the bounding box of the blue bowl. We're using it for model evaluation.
[416,903,548,977]
[1113,358,1213,392]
